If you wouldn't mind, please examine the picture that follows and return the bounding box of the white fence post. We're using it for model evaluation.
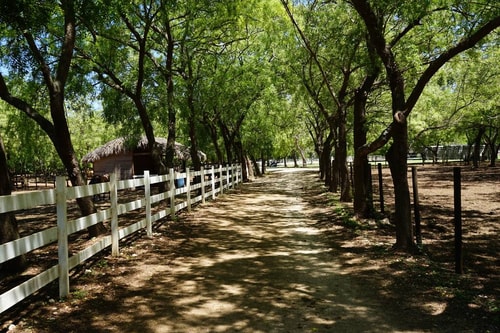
[219,165,224,195]
[186,168,192,212]
[169,168,176,216]
[56,176,69,299]
[235,163,239,186]
[211,166,216,200]
[201,166,206,204]
[110,173,119,256]
[144,171,152,236]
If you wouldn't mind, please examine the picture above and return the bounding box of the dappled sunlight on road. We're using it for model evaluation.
[79,169,419,333]
[19,169,442,333]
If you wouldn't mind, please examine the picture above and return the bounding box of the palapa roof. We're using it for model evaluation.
[82,136,205,163]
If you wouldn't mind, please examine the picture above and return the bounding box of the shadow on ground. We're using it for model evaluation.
[2,168,498,333]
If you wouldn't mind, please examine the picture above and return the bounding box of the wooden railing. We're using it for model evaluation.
[0,164,241,313]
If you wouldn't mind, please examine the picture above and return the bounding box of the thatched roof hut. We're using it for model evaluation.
[82,136,205,179]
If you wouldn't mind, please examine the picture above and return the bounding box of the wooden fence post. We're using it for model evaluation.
[201,166,206,204]
[227,164,231,189]
[110,173,119,256]
[454,167,463,274]
[56,176,69,299]
[368,164,374,212]
[170,168,176,217]
[412,167,422,247]
[211,166,216,200]
[378,163,385,214]
[144,171,152,236]
[186,168,192,212]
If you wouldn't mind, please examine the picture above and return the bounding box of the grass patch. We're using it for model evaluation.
[70,289,88,300]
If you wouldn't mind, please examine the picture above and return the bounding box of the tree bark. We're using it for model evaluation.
[219,121,233,164]
[164,19,176,170]
[187,86,202,173]
[321,132,334,187]
[260,151,266,175]
[250,155,261,177]
[338,133,352,202]
[234,140,248,182]
[205,117,224,165]
[0,135,26,276]
[472,126,486,168]
[385,122,416,252]
[353,69,378,217]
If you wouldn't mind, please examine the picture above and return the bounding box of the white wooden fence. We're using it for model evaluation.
[0,164,241,313]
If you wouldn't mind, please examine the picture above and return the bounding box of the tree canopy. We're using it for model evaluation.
[0,0,498,256]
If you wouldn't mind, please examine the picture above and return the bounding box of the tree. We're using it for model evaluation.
[79,0,169,176]
[0,133,26,275]
[350,0,500,252]
[0,0,107,239]
[452,48,500,167]
[175,0,252,173]
[196,0,284,179]
[282,0,372,201]
[352,41,380,218]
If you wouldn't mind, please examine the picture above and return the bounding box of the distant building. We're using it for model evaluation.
[82,136,205,180]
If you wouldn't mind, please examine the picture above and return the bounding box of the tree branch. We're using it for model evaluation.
[55,0,76,87]
[0,74,56,141]
[405,15,500,115]
[281,0,340,108]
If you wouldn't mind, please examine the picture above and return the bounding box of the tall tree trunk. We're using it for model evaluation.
[294,136,307,167]
[483,127,498,167]
[164,19,176,170]
[318,144,325,179]
[260,151,266,175]
[0,135,26,276]
[187,91,202,173]
[385,118,416,252]
[488,141,498,167]
[353,70,377,217]
[189,121,202,171]
[51,95,107,237]
[250,155,262,177]
[321,132,334,188]
[207,121,224,165]
[219,122,233,164]
[331,148,339,192]
[490,144,499,167]
[234,140,247,182]
[336,106,352,201]
[244,156,253,180]
[188,115,202,193]
[353,58,370,206]
[472,126,486,168]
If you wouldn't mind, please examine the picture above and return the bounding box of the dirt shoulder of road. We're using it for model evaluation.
[1,167,498,333]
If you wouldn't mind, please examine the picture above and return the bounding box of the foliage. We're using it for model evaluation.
[0,0,497,277]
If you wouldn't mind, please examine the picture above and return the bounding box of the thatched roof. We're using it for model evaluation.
[82,136,205,163]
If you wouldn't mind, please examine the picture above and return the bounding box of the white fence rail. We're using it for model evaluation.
[0,164,241,313]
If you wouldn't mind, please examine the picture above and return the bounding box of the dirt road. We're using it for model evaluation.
[123,168,408,333]
[7,168,480,332]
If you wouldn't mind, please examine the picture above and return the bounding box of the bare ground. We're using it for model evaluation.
[1,166,498,332]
